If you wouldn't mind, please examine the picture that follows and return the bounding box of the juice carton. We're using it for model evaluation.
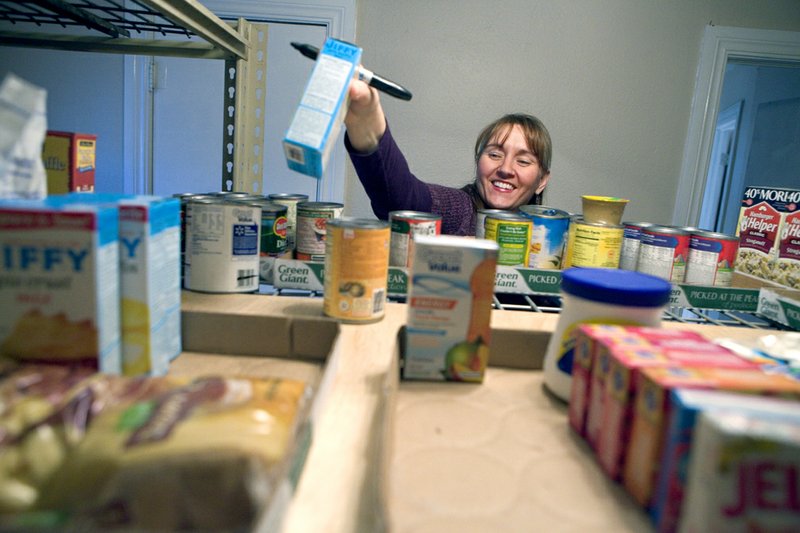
[49,193,181,376]
[283,38,362,178]
[679,407,800,532]
[42,131,96,193]
[0,200,121,373]
[623,365,800,510]
[569,324,645,437]
[654,389,800,533]
[403,235,498,382]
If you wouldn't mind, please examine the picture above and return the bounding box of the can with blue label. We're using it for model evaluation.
[184,197,261,293]
[519,205,570,269]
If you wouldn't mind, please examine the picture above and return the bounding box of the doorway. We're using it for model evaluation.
[673,26,800,231]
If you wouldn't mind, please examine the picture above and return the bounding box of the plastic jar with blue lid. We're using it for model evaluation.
[542,267,673,401]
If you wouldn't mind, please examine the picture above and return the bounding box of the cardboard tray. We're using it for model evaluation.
[389,326,653,532]
[174,292,342,532]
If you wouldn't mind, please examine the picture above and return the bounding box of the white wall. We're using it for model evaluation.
[345,0,800,225]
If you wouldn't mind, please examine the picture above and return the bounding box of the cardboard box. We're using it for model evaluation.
[283,38,362,178]
[43,131,96,193]
[623,365,800,510]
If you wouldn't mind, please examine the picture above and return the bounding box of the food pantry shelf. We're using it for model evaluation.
[256,285,788,330]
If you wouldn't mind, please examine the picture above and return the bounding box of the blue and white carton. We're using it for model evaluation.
[283,38,362,178]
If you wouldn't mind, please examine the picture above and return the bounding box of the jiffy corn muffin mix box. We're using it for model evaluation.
[403,235,498,382]
[0,200,121,373]
[49,193,181,376]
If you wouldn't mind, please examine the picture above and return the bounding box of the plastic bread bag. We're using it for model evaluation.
[0,369,173,517]
[33,375,313,531]
[0,73,48,200]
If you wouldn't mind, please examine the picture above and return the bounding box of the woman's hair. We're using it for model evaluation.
[464,113,552,207]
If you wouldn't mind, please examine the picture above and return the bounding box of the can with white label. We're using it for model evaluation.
[619,221,655,271]
[684,230,739,286]
[637,225,690,283]
[389,211,442,267]
[184,197,261,293]
[295,201,344,261]
[324,218,390,323]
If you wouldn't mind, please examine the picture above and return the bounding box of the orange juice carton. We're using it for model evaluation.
[403,235,498,382]
[42,131,96,193]
[49,193,181,376]
[283,38,361,178]
[653,389,800,533]
[679,406,800,532]
[569,324,645,437]
[735,186,800,287]
[623,365,800,510]
[598,331,756,481]
[0,200,121,373]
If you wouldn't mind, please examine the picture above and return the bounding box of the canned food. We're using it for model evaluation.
[295,201,344,261]
[184,197,261,293]
[518,205,570,269]
[684,230,739,286]
[562,220,623,269]
[233,199,288,257]
[389,211,442,267]
[268,193,309,252]
[173,193,209,285]
[324,218,390,323]
[637,225,690,283]
[484,212,532,267]
[618,221,655,271]
[476,209,509,239]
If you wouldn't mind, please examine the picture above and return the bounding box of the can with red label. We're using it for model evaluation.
[684,230,739,286]
[389,211,442,267]
[619,221,655,271]
[295,201,343,261]
[637,225,690,283]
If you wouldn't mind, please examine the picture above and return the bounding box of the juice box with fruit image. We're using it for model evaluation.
[403,235,498,382]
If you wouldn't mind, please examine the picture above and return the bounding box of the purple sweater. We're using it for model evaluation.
[345,125,477,236]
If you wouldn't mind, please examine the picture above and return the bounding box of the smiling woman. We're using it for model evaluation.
[345,79,553,235]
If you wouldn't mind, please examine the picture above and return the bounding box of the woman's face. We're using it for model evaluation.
[476,124,549,210]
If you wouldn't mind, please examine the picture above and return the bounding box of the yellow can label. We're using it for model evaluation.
[563,222,623,268]
[323,222,390,322]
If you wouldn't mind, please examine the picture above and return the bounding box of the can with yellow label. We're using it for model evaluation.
[323,218,390,323]
[562,220,623,269]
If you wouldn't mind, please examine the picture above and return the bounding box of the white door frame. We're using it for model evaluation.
[122,0,356,198]
[698,100,741,231]
[672,26,800,226]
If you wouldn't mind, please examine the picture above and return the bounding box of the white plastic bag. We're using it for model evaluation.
[0,73,48,199]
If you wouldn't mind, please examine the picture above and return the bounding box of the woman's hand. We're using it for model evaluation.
[344,78,387,154]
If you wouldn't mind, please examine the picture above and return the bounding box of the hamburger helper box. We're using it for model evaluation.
[735,186,799,288]
[679,405,800,532]
[42,130,97,193]
[49,193,181,376]
[0,199,121,373]
[653,388,800,533]
[622,364,800,512]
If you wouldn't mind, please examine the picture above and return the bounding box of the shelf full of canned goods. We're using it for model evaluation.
[253,258,800,332]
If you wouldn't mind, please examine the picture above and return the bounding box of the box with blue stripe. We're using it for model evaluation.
[283,38,362,178]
